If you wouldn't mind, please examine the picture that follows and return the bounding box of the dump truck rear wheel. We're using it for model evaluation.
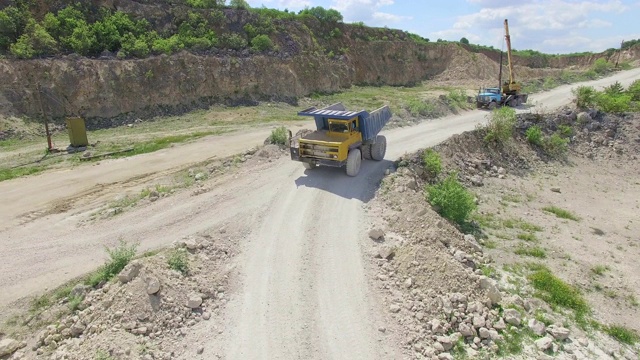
[346,149,362,177]
[371,135,387,161]
[362,144,373,160]
[302,162,316,170]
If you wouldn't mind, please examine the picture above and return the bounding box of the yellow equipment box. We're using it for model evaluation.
[66,117,88,147]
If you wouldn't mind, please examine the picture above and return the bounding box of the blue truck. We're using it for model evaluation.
[476,19,529,110]
[288,103,392,176]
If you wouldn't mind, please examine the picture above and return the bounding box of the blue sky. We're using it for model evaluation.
[245,0,640,54]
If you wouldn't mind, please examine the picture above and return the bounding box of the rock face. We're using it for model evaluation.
[0,41,459,124]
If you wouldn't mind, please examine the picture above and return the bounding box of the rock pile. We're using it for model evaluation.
[8,225,245,360]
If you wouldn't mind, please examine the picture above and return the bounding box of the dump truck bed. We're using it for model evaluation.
[297,103,392,142]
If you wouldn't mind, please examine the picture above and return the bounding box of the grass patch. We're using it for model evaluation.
[0,165,45,182]
[542,206,580,221]
[167,249,189,275]
[528,265,590,323]
[517,233,538,242]
[85,240,138,287]
[590,265,610,276]
[68,295,84,312]
[479,264,497,278]
[604,325,639,345]
[30,294,51,313]
[515,246,547,258]
[109,132,216,158]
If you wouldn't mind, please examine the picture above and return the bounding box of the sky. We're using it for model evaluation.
[244,0,640,54]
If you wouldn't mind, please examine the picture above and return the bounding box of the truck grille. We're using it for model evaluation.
[299,141,339,160]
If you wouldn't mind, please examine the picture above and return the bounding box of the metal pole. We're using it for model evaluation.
[615,40,623,68]
[36,83,53,151]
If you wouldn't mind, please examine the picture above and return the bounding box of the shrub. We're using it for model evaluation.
[446,89,467,109]
[628,79,640,101]
[422,149,442,178]
[543,133,569,157]
[168,249,189,275]
[66,21,98,55]
[592,58,613,74]
[85,240,137,287]
[595,92,632,113]
[573,86,596,109]
[268,126,288,145]
[119,33,150,58]
[219,32,247,50]
[525,125,543,146]
[543,77,557,90]
[329,27,342,38]
[250,34,272,51]
[558,125,573,138]
[426,173,477,226]
[186,0,225,8]
[483,107,516,144]
[152,34,184,55]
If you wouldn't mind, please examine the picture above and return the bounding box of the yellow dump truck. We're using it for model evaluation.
[288,103,392,176]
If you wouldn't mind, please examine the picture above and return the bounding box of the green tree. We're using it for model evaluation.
[230,0,250,9]
[299,6,343,22]
[0,6,31,50]
[460,37,469,44]
[66,21,98,55]
[10,19,57,58]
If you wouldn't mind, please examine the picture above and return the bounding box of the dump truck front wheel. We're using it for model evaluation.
[346,148,362,177]
[371,135,387,161]
[362,144,373,160]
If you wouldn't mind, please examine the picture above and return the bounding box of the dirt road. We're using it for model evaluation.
[1,68,640,359]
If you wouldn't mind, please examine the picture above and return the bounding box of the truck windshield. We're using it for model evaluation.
[329,121,350,133]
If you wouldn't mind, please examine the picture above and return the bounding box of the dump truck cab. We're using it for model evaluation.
[289,103,391,176]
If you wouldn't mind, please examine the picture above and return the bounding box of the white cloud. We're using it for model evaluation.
[331,0,411,26]
[430,0,628,53]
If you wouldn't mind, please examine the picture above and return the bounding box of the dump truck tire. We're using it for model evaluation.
[488,102,497,110]
[371,135,387,161]
[302,162,316,170]
[362,144,373,160]
[346,149,362,177]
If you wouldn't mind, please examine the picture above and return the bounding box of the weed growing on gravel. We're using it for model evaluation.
[405,97,438,117]
[422,149,442,179]
[426,173,477,226]
[496,327,531,356]
[30,294,51,313]
[591,265,610,276]
[573,86,597,109]
[268,126,288,146]
[515,246,546,258]
[604,325,639,345]
[528,265,590,323]
[86,240,138,287]
[168,249,189,275]
[95,350,115,360]
[525,126,543,146]
[517,233,538,242]
[543,133,569,157]
[542,206,579,221]
[483,107,516,145]
[68,295,83,312]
